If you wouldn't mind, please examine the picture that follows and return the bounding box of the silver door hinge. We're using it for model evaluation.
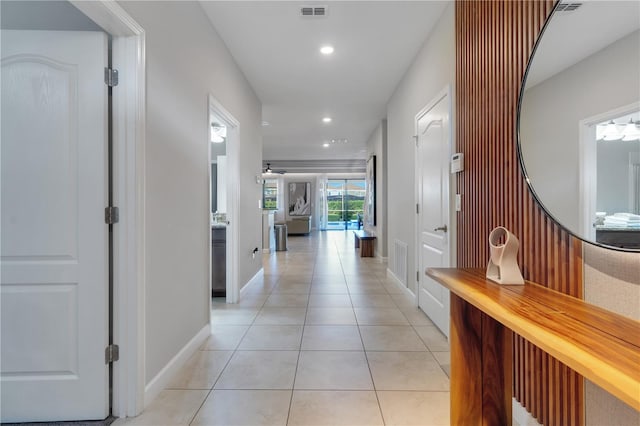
[417,271,420,282]
[105,206,119,224]
[105,344,119,364]
[413,135,418,146]
[104,67,119,87]
[416,203,419,214]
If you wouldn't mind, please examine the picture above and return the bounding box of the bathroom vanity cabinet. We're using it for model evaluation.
[211,226,226,297]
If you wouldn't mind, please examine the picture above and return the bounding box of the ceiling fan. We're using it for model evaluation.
[264,162,286,175]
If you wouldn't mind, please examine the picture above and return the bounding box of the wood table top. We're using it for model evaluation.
[426,267,640,411]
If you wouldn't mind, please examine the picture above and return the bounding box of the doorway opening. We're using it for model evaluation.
[579,103,640,247]
[208,95,240,306]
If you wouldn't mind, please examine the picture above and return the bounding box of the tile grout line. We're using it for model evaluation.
[347,247,389,426]
[190,275,269,425]
[179,232,448,426]
[285,241,317,426]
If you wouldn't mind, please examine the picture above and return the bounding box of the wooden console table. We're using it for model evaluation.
[426,268,640,425]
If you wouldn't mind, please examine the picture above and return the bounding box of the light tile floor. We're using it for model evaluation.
[116,231,450,426]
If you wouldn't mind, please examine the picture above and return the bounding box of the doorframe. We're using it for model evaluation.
[578,101,640,239]
[413,85,454,315]
[70,1,145,418]
[208,94,240,304]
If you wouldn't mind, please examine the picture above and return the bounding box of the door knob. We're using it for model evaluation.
[434,225,448,232]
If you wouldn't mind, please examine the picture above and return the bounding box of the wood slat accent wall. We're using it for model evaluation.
[455,1,584,425]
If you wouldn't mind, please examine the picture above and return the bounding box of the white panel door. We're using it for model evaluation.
[417,94,451,337]
[1,30,109,422]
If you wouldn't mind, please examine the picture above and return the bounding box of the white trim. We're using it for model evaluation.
[208,95,241,304]
[578,101,640,239]
[143,325,210,408]
[386,268,417,304]
[240,268,265,296]
[69,0,146,418]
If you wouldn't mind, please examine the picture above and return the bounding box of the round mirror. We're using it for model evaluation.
[518,1,640,251]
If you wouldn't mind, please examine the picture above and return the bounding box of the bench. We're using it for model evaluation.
[353,230,376,257]
[426,267,640,424]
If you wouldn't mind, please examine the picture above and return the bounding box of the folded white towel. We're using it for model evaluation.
[613,212,640,221]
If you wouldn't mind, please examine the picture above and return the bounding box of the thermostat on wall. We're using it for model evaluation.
[451,153,464,173]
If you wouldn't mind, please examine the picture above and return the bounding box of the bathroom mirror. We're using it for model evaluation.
[518,0,640,251]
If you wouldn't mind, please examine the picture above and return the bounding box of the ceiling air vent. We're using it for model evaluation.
[556,3,582,12]
[300,6,327,17]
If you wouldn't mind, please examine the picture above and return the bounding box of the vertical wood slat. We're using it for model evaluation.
[454,1,584,425]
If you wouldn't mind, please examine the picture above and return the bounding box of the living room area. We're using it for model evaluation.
[261,167,370,241]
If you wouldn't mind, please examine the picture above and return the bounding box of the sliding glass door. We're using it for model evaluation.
[326,179,365,230]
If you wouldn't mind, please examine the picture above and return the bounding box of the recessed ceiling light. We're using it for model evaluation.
[261,121,270,126]
[320,45,334,55]
[322,117,332,123]
[322,143,330,148]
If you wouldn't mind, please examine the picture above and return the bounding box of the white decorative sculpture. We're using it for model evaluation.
[486,226,525,285]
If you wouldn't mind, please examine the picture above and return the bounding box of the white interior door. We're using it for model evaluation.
[416,93,451,338]
[1,30,109,422]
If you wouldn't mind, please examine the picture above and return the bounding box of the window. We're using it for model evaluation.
[263,179,278,210]
[325,179,365,230]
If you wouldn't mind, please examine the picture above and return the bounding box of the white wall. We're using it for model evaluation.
[520,30,640,232]
[118,1,262,385]
[365,120,388,257]
[385,3,455,294]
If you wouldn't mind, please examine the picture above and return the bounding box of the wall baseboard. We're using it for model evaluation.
[241,268,264,295]
[512,398,542,426]
[144,325,209,408]
[386,268,417,304]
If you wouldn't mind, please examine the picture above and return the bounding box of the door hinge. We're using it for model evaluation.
[105,344,119,364]
[417,270,420,282]
[416,203,419,214]
[413,135,419,146]
[105,206,119,224]
[104,67,119,87]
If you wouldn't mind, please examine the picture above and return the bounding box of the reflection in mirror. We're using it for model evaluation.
[519,1,640,250]
[210,114,227,225]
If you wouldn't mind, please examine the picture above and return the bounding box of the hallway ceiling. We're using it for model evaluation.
[200,1,448,161]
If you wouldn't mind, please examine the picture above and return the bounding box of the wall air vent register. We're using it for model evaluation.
[300,6,327,17]
[556,3,582,12]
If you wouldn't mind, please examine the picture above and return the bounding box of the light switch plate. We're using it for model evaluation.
[455,194,461,211]
[451,153,464,173]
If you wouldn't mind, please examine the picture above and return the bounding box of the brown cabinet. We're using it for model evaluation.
[596,228,640,249]
[211,226,226,297]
